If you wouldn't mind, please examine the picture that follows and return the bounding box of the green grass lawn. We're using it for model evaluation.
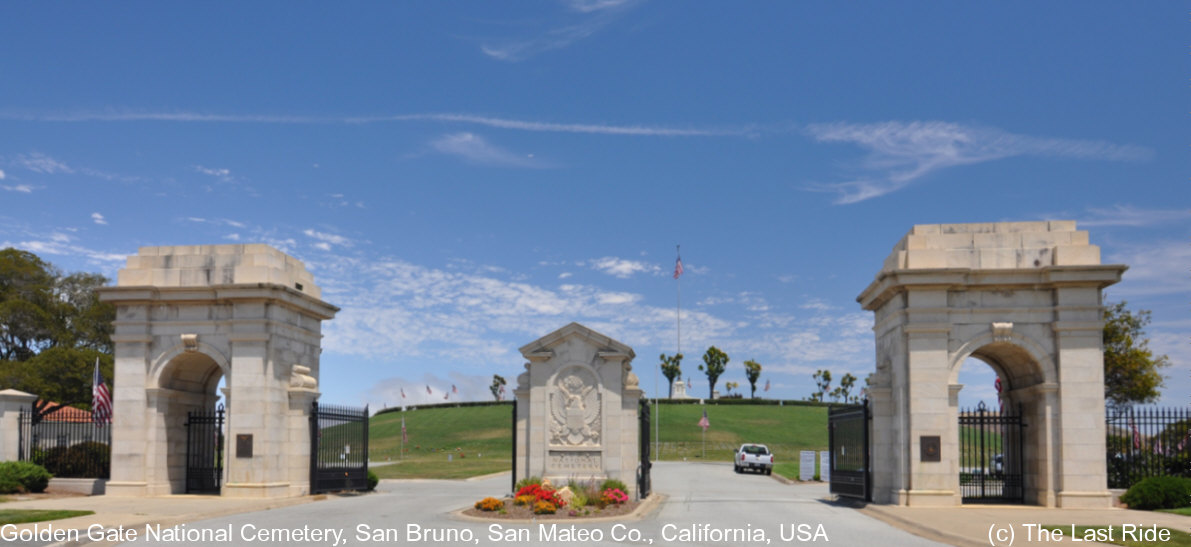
[1157,507,1191,516]
[369,404,513,480]
[368,401,829,480]
[1040,525,1191,547]
[0,509,94,526]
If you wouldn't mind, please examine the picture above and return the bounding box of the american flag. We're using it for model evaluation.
[452,384,457,394]
[400,388,406,399]
[91,358,112,423]
[426,385,432,395]
[674,254,684,279]
[697,408,709,431]
[764,379,770,392]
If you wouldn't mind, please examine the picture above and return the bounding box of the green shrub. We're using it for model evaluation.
[35,442,110,479]
[366,470,379,491]
[0,461,52,493]
[1120,477,1191,510]
[515,476,541,490]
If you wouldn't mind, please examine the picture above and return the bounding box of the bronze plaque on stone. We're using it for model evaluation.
[920,435,940,462]
[236,434,253,458]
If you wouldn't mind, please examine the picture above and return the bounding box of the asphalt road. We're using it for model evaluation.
[126,462,946,547]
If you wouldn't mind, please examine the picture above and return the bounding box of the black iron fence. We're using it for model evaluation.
[1106,406,1191,489]
[310,402,369,494]
[18,408,111,478]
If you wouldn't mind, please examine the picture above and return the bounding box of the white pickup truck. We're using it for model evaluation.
[734,443,774,475]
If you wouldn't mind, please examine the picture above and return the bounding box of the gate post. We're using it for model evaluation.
[0,390,36,462]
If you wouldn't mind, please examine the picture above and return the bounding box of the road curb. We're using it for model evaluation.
[858,505,986,547]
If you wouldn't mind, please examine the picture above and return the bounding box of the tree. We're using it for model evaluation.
[724,381,738,395]
[698,346,728,399]
[744,359,762,398]
[489,374,506,401]
[0,249,57,361]
[0,347,112,415]
[1103,301,1170,408]
[838,373,857,403]
[0,248,115,417]
[659,352,683,398]
[810,369,832,402]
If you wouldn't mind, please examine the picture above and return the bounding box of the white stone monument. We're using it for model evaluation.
[98,244,337,497]
[514,323,642,494]
[858,221,1124,507]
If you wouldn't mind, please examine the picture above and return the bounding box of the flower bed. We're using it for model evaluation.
[464,477,639,520]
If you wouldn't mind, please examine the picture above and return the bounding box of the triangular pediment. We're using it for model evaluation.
[518,322,634,359]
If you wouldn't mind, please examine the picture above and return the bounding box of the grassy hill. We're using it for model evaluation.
[367,401,829,480]
[369,404,514,480]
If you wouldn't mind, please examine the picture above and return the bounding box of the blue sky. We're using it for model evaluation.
[0,2,1186,410]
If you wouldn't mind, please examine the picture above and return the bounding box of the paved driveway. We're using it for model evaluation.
[127,462,945,546]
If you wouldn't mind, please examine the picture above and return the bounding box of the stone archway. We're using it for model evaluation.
[154,351,224,494]
[98,244,338,497]
[858,221,1125,508]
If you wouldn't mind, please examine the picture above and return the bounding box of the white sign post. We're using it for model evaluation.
[819,451,830,482]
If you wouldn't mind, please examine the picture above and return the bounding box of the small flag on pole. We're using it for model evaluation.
[426,385,432,395]
[401,416,408,443]
[674,253,684,279]
[764,379,770,392]
[499,385,506,400]
[452,384,457,394]
[697,408,709,431]
[400,388,406,399]
[91,358,112,423]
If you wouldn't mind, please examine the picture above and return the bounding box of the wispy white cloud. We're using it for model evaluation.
[2,108,733,137]
[430,132,541,167]
[303,228,353,249]
[90,212,107,225]
[193,165,232,182]
[0,168,5,179]
[585,256,660,278]
[479,0,639,61]
[184,217,246,229]
[398,113,731,137]
[566,0,636,13]
[1,232,126,264]
[805,121,1152,204]
[1,184,33,193]
[1105,240,1191,297]
[1077,205,1189,228]
[16,152,73,174]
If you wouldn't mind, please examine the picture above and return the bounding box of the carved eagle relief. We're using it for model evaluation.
[549,368,601,446]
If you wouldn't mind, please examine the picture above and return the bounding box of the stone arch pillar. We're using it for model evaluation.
[857,222,1124,508]
[98,245,338,497]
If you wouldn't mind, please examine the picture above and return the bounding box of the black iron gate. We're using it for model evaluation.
[959,401,1024,503]
[310,402,369,494]
[637,399,651,498]
[828,400,870,501]
[185,404,224,494]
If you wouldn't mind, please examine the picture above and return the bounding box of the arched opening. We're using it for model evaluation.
[157,352,224,494]
[952,342,1048,505]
